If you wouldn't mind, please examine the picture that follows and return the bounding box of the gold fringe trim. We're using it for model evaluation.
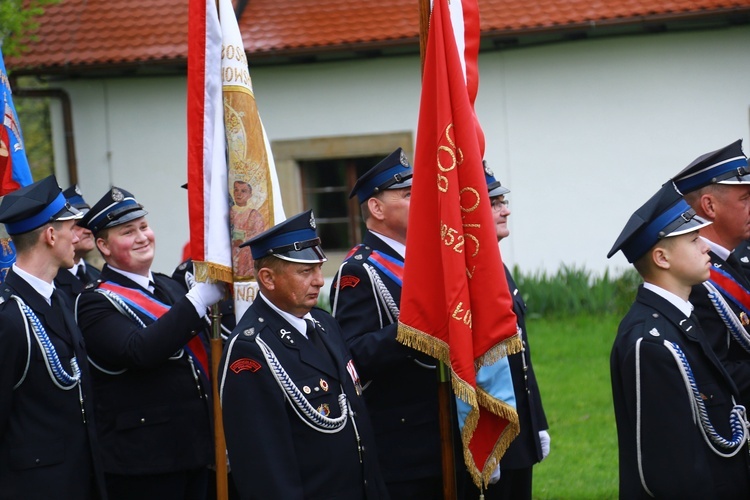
[398,321,522,489]
[475,331,523,369]
[396,322,451,366]
[193,261,234,284]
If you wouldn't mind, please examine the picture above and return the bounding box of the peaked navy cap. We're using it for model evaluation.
[0,175,82,235]
[484,160,510,197]
[240,209,327,264]
[62,184,91,214]
[672,139,749,194]
[80,187,148,235]
[350,148,413,204]
[608,183,712,263]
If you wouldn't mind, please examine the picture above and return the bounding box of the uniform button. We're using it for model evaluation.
[140,418,146,424]
[401,418,406,424]
[35,459,40,465]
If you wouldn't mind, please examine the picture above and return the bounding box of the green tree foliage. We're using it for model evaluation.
[0,0,61,57]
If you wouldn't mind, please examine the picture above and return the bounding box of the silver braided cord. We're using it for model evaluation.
[256,336,350,433]
[10,295,81,390]
[363,263,399,322]
[663,339,748,457]
[703,281,750,353]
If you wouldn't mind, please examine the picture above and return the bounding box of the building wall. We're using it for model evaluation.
[51,25,750,276]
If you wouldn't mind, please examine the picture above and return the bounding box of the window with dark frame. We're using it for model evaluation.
[300,156,383,251]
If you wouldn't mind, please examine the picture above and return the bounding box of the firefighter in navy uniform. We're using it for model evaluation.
[219,210,388,499]
[54,185,101,305]
[462,165,550,500]
[608,183,750,498]
[0,176,107,499]
[75,187,225,500]
[670,140,750,407]
[330,148,449,499]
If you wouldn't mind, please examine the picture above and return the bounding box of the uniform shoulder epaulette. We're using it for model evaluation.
[0,284,13,305]
[343,244,373,263]
[633,312,670,344]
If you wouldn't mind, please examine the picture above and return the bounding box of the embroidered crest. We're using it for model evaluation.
[243,327,255,337]
[484,162,494,177]
[337,275,360,290]
[230,358,262,374]
[111,188,124,202]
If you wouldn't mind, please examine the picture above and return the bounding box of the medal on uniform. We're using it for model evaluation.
[319,379,329,391]
[741,312,750,326]
[303,386,311,394]
[317,404,330,416]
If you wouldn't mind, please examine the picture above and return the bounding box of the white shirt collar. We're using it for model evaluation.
[107,265,155,292]
[643,282,693,319]
[68,260,86,277]
[12,263,55,305]
[258,291,313,338]
[701,236,730,261]
[369,230,405,258]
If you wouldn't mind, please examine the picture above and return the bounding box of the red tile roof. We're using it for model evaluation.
[8,0,750,73]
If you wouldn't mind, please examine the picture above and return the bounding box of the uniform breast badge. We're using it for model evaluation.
[741,312,750,326]
[319,379,329,391]
[317,404,331,416]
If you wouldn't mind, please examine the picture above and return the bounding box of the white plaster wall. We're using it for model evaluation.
[53,25,750,276]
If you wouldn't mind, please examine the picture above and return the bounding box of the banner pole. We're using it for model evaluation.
[211,304,229,500]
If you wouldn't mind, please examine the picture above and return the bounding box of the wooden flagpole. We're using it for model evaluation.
[418,0,459,498]
[210,303,229,499]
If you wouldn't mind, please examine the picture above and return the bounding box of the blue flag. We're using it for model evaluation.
[0,47,34,283]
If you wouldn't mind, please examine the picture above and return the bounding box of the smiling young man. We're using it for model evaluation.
[220,210,388,499]
[54,185,101,305]
[608,182,750,498]
[670,140,750,407]
[0,176,106,499]
[75,186,224,500]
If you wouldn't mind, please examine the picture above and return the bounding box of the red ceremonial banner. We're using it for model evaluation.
[397,0,522,488]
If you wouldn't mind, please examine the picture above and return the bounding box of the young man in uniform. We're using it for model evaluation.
[0,175,106,499]
[219,210,388,499]
[75,186,224,499]
[54,184,101,305]
[608,182,750,498]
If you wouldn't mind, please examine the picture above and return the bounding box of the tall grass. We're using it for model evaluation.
[514,265,640,318]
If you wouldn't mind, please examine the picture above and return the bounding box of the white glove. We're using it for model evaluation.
[539,430,551,460]
[186,282,225,316]
[488,464,501,484]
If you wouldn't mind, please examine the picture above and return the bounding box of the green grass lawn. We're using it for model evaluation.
[530,314,620,499]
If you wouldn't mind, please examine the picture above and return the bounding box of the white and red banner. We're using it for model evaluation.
[397,0,521,488]
[188,0,285,318]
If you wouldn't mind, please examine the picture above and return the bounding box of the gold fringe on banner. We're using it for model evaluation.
[396,322,451,365]
[193,260,234,284]
[475,331,523,370]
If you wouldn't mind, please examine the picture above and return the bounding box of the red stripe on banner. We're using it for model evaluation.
[710,268,750,311]
[187,0,207,262]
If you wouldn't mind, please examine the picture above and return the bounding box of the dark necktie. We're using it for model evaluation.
[76,265,88,284]
[150,280,170,304]
[305,318,333,362]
